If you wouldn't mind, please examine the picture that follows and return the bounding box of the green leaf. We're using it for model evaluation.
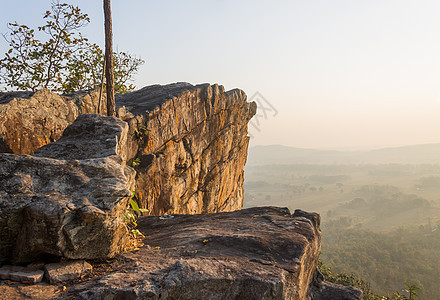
[130,198,141,212]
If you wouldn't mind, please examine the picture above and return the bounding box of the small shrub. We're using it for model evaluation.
[123,191,148,251]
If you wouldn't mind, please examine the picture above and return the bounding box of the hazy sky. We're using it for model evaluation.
[1,1,439,149]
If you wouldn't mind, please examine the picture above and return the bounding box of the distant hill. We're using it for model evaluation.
[247,144,440,165]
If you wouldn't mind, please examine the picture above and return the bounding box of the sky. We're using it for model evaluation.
[1,0,439,149]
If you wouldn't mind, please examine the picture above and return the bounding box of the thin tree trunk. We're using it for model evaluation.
[103,0,115,116]
[98,59,106,114]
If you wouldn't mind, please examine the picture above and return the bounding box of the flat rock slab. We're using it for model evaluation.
[0,283,60,300]
[45,260,92,284]
[0,207,360,299]
[65,206,323,299]
[0,265,44,283]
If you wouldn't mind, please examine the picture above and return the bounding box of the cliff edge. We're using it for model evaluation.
[0,83,256,215]
[0,84,361,299]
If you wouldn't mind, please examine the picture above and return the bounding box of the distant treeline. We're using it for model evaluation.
[321,220,440,299]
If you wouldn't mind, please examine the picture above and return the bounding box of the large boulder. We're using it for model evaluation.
[0,89,105,154]
[0,114,134,264]
[118,83,257,215]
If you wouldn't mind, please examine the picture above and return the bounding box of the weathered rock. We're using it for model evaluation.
[45,260,92,284]
[0,265,44,283]
[0,282,60,299]
[0,114,135,264]
[0,83,256,216]
[0,207,360,299]
[63,207,322,299]
[34,114,129,162]
[0,89,104,154]
[27,262,45,271]
[313,282,363,300]
[118,83,257,215]
[65,89,107,116]
[308,268,363,300]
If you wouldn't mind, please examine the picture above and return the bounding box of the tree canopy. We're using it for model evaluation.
[0,1,143,94]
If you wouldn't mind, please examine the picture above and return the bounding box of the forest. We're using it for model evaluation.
[244,145,440,299]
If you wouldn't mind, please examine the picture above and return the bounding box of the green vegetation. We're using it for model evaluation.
[134,124,150,141]
[0,1,143,93]
[319,260,424,299]
[321,219,440,299]
[244,161,440,299]
[318,260,377,298]
[124,191,148,250]
[129,158,141,167]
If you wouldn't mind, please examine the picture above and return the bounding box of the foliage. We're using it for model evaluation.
[134,124,150,140]
[393,282,421,300]
[319,260,423,300]
[0,0,144,94]
[321,223,439,299]
[244,162,440,299]
[129,158,141,167]
[318,260,378,299]
[124,191,148,250]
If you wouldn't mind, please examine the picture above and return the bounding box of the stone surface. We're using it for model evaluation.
[0,207,360,299]
[117,83,257,215]
[45,260,92,284]
[0,89,104,154]
[308,269,363,300]
[26,262,45,271]
[0,265,44,283]
[34,114,129,162]
[1,83,256,216]
[64,207,324,299]
[314,282,364,300]
[0,83,256,264]
[0,283,60,300]
[0,114,135,264]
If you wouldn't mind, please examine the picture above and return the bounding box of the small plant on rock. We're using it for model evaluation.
[129,157,141,167]
[123,190,148,251]
[134,124,149,141]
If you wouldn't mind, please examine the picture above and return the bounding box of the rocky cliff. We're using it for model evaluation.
[0,207,362,299]
[0,83,256,215]
[0,84,362,299]
[119,83,256,215]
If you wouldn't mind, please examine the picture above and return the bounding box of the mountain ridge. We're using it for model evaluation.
[247,143,440,165]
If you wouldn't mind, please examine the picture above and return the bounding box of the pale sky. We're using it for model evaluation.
[1,0,439,149]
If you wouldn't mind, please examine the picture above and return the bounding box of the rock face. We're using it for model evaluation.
[0,83,255,264]
[0,114,134,264]
[0,265,44,283]
[0,207,359,300]
[310,281,364,300]
[118,83,257,215]
[0,207,362,299]
[0,89,105,154]
[0,83,256,216]
[0,85,363,299]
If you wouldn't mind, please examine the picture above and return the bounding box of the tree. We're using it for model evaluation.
[0,0,143,94]
[103,0,115,116]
